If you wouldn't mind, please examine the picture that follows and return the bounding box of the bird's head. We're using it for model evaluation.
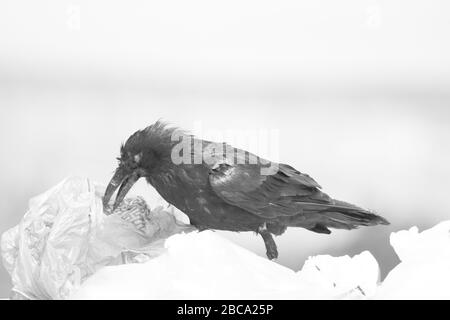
[103,121,180,214]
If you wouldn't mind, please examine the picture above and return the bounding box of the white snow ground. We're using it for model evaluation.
[71,221,450,300]
[375,221,450,299]
[70,230,378,300]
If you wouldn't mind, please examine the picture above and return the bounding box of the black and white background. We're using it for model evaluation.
[1,1,450,298]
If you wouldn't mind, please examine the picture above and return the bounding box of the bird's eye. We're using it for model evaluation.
[134,153,143,163]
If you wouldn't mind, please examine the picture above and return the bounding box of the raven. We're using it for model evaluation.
[103,121,389,260]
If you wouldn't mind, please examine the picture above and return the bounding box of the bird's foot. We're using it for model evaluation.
[258,223,279,260]
[265,244,278,261]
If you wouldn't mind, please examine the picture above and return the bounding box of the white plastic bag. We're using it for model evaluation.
[0,176,192,300]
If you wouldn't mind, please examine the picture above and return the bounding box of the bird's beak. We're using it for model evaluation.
[103,167,141,215]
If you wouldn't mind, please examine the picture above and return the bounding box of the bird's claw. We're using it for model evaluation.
[266,248,278,261]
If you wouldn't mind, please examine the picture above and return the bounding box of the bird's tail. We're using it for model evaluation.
[292,199,389,234]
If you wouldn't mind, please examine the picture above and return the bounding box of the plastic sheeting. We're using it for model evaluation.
[0,176,192,300]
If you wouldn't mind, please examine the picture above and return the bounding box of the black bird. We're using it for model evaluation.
[103,121,389,260]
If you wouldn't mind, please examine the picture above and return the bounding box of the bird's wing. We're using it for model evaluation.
[202,141,388,229]
[208,159,333,219]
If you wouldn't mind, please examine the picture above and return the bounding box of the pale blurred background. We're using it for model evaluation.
[1,0,450,297]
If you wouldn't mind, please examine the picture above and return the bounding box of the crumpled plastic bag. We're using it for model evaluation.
[0,176,193,300]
